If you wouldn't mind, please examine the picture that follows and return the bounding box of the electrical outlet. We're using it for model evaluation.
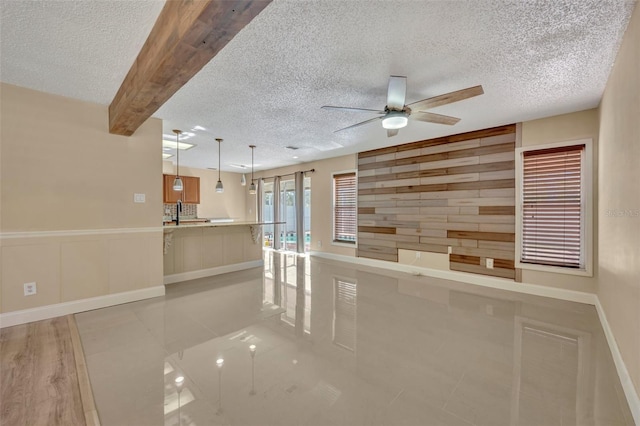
[447,246,452,254]
[415,251,421,259]
[317,240,322,248]
[486,258,494,269]
[134,193,146,203]
[24,282,37,296]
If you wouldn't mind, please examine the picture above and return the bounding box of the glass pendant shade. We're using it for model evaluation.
[216,179,224,193]
[173,176,184,191]
[241,174,247,186]
[249,181,256,195]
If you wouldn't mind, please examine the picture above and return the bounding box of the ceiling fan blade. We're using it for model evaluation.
[387,129,399,137]
[322,106,385,114]
[410,111,461,125]
[386,75,407,111]
[408,85,484,112]
[334,116,383,133]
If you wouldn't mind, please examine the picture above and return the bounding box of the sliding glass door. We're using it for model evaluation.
[262,177,310,252]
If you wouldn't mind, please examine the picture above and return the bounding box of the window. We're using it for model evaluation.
[516,140,592,275]
[333,171,357,244]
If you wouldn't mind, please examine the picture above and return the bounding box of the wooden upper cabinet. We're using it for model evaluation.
[182,176,200,204]
[163,174,200,204]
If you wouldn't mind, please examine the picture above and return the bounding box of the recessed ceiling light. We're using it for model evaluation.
[293,156,299,159]
[162,153,173,159]
[162,140,195,150]
[192,125,206,131]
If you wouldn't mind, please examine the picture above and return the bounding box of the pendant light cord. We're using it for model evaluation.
[247,145,257,194]
[216,138,222,181]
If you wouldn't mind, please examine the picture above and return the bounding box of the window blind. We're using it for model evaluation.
[334,172,357,243]
[521,145,585,268]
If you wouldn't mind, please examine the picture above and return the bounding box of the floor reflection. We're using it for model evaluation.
[75,251,634,426]
[263,250,311,337]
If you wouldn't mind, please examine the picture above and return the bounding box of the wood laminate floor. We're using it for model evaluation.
[0,316,91,426]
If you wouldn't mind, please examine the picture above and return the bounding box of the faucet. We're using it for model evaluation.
[176,200,182,225]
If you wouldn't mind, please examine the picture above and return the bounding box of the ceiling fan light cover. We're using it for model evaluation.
[382,111,409,129]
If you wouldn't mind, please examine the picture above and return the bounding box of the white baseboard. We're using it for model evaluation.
[163,259,264,285]
[595,298,640,425]
[310,251,597,305]
[0,285,165,328]
[310,250,639,423]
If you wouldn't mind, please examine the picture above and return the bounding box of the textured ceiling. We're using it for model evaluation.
[1,0,636,172]
[0,0,164,105]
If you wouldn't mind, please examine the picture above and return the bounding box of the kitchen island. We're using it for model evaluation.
[163,221,266,284]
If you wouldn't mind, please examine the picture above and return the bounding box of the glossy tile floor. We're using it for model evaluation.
[75,251,633,426]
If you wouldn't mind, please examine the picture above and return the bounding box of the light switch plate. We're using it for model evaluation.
[134,193,146,203]
[24,282,37,296]
[486,258,494,269]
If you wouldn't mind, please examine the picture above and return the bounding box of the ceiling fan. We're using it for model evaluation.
[322,76,484,137]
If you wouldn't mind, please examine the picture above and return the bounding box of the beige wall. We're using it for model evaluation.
[598,3,640,399]
[163,161,247,220]
[0,84,163,314]
[2,84,162,231]
[520,109,599,293]
[251,154,357,258]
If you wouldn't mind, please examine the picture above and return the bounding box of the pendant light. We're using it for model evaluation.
[172,129,183,191]
[249,145,257,195]
[241,174,247,186]
[215,138,224,193]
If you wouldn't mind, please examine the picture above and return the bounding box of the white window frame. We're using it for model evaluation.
[332,169,358,248]
[515,138,593,276]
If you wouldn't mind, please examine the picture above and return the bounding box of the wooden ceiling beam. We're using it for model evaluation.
[109,0,272,136]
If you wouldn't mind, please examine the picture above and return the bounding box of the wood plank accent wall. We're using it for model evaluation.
[357,124,517,279]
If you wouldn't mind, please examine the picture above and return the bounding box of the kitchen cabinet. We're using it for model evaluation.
[163,174,200,204]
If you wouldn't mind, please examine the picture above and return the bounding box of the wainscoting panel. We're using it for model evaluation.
[0,229,163,313]
[357,124,516,279]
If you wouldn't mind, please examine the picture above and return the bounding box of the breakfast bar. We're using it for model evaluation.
[162,221,265,284]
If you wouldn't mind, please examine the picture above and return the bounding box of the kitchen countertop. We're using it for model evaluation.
[162,221,282,231]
